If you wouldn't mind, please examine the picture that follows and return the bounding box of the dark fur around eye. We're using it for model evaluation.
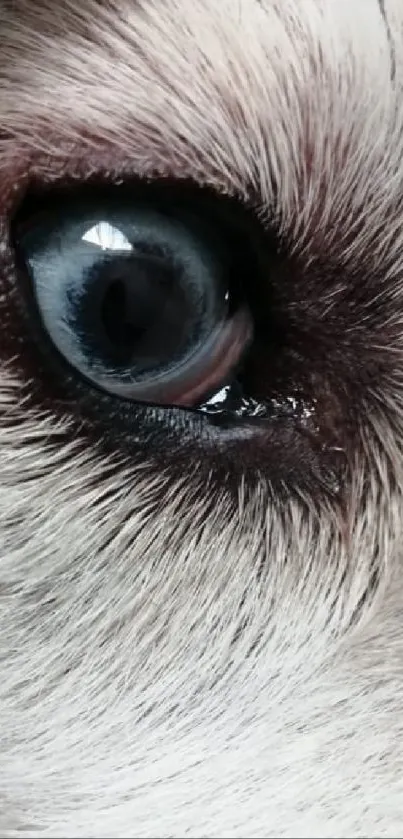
[0,172,370,499]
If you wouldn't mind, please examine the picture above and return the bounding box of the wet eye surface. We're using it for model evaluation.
[17,186,254,409]
[13,180,286,421]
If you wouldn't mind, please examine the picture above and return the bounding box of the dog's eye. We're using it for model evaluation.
[9,180,346,490]
[15,185,255,408]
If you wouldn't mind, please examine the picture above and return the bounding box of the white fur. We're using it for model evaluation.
[2,1,403,836]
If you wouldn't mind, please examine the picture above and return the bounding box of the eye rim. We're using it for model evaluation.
[8,177,329,428]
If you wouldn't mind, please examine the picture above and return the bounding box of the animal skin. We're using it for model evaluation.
[1,0,403,836]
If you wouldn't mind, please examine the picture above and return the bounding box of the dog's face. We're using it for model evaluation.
[1,1,403,835]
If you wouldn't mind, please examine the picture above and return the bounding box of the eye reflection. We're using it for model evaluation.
[82,221,133,253]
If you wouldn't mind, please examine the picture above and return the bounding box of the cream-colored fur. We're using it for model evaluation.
[1,1,403,836]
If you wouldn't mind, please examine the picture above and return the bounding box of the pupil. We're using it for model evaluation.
[102,279,144,350]
[82,250,195,371]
